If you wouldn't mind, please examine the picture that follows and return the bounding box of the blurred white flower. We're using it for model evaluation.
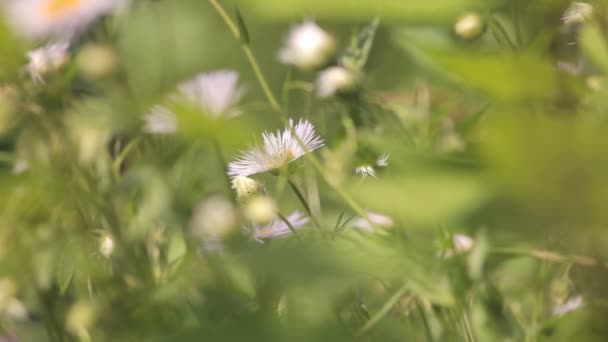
[231,176,263,200]
[177,70,245,118]
[316,66,356,98]
[5,0,122,39]
[26,41,70,83]
[12,159,29,175]
[453,12,485,40]
[278,20,335,70]
[562,2,592,24]
[142,105,178,135]
[355,165,376,179]
[190,196,237,240]
[553,295,584,316]
[351,211,394,232]
[98,233,114,258]
[376,153,389,168]
[228,118,324,178]
[453,234,475,253]
[251,211,309,241]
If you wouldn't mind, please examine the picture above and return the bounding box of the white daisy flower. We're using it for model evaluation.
[316,66,357,98]
[26,41,70,83]
[351,211,394,232]
[227,118,324,178]
[278,20,336,70]
[355,165,376,179]
[250,211,309,241]
[142,105,178,135]
[4,0,123,39]
[376,153,390,168]
[176,70,245,118]
[562,2,592,25]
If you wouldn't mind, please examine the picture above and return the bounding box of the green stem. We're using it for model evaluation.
[112,136,141,179]
[277,212,302,241]
[288,179,321,229]
[213,139,237,204]
[357,285,408,336]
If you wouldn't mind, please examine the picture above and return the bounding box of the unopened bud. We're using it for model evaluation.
[243,195,277,224]
[77,44,119,79]
[316,66,357,98]
[191,196,237,239]
[98,233,115,258]
[231,176,263,200]
[454,12,486,40]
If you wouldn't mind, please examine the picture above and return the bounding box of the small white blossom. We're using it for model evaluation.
[553,295,584,316]
[177,70,245,118]
[316,66,356,98]
[231,176,263,200]
[12,159,29,175]
[26,41,70,83]
[351,211,394,232]
[278,20,335,70]
[249,211,309,241]
[190,196,237,240]
[142,105,178,135]
[562,2,592,24]
[228,118,324,178]
[243,196,277,224]
[376,153,389,168]
[98,233,115,258]
[5,0,122,39]
[355,165,376,179]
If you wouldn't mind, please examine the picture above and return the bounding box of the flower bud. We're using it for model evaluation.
[243,195,277,224]
[453,12,486,40]
[231,176,263,200]
[77,44,119,79]
[316,66,357,98]
[98,233,115,258]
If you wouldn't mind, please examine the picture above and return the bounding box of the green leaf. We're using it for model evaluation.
[234,6,251,45]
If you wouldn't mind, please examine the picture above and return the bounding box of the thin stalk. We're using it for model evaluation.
[277,212,302,242]
[357,284,408,336]
[288,179,321,229]
[112,136,141,179]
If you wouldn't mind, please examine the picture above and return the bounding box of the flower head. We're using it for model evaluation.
[562,2,592,24]
[249,211,309,241]
[316,66,357,98]
[376,153,390,168]
[355,165,376,179]
[351,211,394,232]
[142,105,178,135]
[176,70,245,118]
[278,20,335,70]
[26,41,70,83]
[5,0,122,39]
[453,234,475,253]
[231,176,264,200]
[228,118,324,178]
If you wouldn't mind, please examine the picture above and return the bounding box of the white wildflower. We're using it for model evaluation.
[26,41,70,83]
[316,66,356,98]
[250,211,309,241]
[553,295,584,316]
[562,2,592,24]
[4,0,122,39]
[355,165,376,179]
[453,12,485,40]
[351,211,394,232]
[228,118,324,178]
[190,196,237,240]
[142,105,178,135]
[453,234,475,253]
[231,176,263,200]
[278,20,336,70]
[177,70,245,118]
[12,159,29,175]
[376,153,389,168]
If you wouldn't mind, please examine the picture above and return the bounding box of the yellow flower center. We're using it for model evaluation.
[44,0,82,18]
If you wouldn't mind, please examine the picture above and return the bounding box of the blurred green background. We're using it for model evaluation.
[2,0,608,341]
